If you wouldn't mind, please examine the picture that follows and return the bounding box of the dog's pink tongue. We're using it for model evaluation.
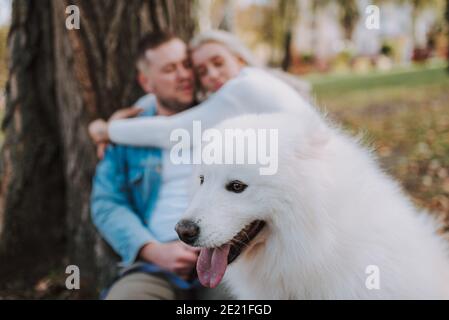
[197,244,230,288]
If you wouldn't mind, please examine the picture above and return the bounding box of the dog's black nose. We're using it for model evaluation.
[175,220,200,245]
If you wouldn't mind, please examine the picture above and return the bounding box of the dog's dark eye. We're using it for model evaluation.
[226,180,248,193]
[199,175,204,185]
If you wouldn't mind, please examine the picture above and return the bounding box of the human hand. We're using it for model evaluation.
[88,107,143,159]
[88,119,109,144]
[139,241,201,280]
[96,142,108,160]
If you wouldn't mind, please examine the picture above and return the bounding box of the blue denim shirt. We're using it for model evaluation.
[91,96,201,291]
[91,97,163,267]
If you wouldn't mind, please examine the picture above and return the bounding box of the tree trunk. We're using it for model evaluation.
[337,0,359,42]
[0,0,195,298]
[273,0,298,69]
[281,29,292,71]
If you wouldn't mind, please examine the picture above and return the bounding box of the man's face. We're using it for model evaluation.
[140,38,195,112]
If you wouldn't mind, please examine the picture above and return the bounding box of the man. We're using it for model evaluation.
[90,31,226,300]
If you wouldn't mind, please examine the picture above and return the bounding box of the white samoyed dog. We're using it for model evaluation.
[175,109,449,300]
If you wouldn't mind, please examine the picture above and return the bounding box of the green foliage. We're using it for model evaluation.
[308,66,449,225]
[0,26,8,89]
[380,43,393,57]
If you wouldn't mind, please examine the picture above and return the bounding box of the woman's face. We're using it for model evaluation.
[192,42,245,94]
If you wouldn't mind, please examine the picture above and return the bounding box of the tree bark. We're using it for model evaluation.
[0,0,195,298]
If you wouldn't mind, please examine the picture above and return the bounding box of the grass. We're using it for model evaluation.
[307,61,449,97]
[306,64,449,229]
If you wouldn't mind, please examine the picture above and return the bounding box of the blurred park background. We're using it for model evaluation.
[0,0,448,299]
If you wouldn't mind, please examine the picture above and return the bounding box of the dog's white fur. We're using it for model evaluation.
[109,66,449,299]
[183,111,449,299]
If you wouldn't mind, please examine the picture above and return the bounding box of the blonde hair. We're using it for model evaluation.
[190,30,260,67]
[190,30,311,101]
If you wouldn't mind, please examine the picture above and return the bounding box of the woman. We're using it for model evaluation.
[89,30,314,150]
[189,30,310,100]
[189,30,260,98]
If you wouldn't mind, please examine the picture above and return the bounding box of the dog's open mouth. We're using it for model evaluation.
[196,220,266,288]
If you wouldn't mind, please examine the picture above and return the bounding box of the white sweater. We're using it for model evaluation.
[109,67,315,148]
